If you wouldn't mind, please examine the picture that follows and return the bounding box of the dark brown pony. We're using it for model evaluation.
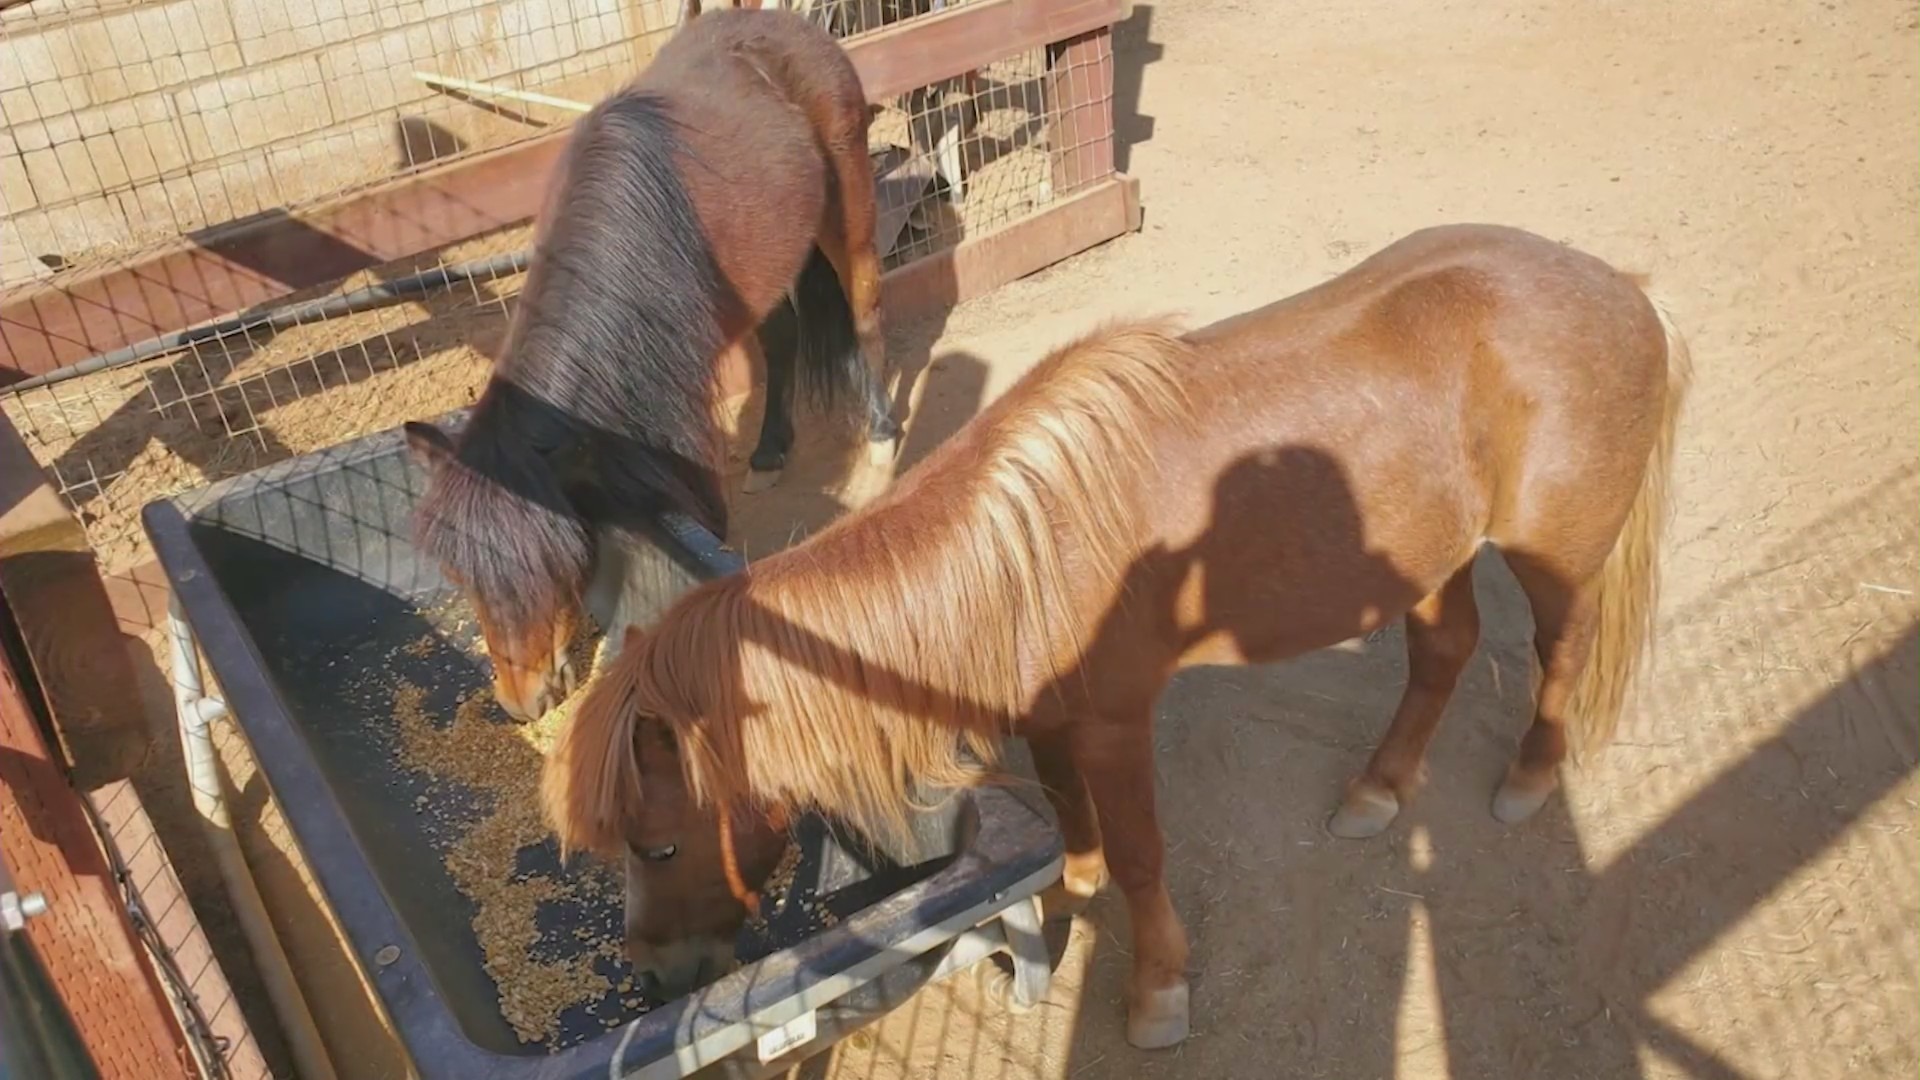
[543,225,1692,1047]
[404,7,900,722]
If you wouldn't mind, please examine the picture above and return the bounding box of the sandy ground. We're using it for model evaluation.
[20,0,1914,1076]
[731,1,1920,1077]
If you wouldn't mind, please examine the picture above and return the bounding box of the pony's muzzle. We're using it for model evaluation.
[626,934,737,1001]
[493,645,576,722]
[494,677,555,723]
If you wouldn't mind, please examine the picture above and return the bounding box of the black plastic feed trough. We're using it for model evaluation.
[144,418,1062,1080]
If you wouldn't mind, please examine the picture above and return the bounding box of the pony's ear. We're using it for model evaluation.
[542,648,643,858]
[403,421,456,473]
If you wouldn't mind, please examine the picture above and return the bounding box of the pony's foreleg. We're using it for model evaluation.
[1027,728,1107,918]
[1328,560,1481,839]
[1076,719,1190,1050]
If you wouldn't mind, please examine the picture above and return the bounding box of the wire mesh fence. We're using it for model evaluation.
[1,0,1117,572]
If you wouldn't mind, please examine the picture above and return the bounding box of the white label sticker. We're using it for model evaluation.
[755,1009,818,1063]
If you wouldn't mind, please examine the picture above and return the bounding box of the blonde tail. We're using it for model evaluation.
[1565,296,1692,757]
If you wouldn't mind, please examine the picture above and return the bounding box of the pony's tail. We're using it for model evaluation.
[760,246,878,428]
[1565,294,1693,757]
[542,629,644,857]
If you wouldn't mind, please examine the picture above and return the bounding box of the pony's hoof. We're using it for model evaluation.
[1491,777,1553,824]
[1040,865,1106,920]
[1127,982,1190,1050]
[1328,785,1400,839]
[742,467,783,494]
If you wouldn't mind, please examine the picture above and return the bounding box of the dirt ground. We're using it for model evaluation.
[730,1,1919,1077]
[19,0,1914,1076]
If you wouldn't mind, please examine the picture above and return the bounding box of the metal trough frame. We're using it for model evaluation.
[143,422,1062,1079]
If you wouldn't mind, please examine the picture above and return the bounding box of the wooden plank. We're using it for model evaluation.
[0,600,195,1080]
[1,414,274,1077]
[882,173,1141,316]
[0,0,1125,385]
[847,0,1127,102]
[0,420,170,790]
[0,137,569,384]
[1047,27,1118,197]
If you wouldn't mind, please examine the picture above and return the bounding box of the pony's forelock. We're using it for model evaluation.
[542,638,645,857]
[415,451,594,639]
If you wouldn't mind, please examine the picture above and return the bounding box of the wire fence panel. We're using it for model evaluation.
[1,0,679,286]
[2,0,1121,572]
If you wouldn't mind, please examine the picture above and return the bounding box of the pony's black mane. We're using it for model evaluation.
[495,89,732,529]
[417,90,734,628]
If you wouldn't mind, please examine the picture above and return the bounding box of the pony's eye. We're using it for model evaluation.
[637,843,677,862]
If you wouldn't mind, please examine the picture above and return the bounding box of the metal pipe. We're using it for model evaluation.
[6,249,532,395]
[169,599,340,1080]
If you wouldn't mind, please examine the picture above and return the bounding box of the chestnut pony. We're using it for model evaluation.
[404,7,899,723]
[544,225,1692,1047]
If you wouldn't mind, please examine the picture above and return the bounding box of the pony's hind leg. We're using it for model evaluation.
[1492,554,1602,823]
[745,310,800,494]
[1329,559,1481,839]
[816,148,902,506]
[1076,719,1190,1049]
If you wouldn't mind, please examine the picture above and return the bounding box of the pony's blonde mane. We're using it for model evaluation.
[544,321,1194,856]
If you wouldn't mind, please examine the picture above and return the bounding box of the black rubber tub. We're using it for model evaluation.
[143,418,1062,1080]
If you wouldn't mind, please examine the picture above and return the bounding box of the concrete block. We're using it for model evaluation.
[1,154,37,215]
[17,148,65,207]
[175,55,332,160]
[3,32,60,91]
[319,21,441,124]
[187,153,276,222]
[375,0,430,34]
[21,194,126,262]
[126,171,207,240]
[231,0,333,65]
[11,110,80,154]
[1,87,39,126]
[51,140,102,200]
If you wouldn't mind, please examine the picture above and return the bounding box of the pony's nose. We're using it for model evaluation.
[627,936,735,1001]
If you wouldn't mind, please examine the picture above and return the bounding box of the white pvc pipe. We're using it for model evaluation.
[169,599,341,1080]
[411,71,592,113]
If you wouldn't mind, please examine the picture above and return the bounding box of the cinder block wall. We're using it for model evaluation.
[1,0,680,286]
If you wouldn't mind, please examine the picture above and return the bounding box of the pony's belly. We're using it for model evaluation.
[1175,605,1393,670]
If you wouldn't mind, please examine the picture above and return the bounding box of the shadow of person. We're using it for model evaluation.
[1111,3,1162,173]
[1013,446,1432,1059]
[1053,469,1917,1078]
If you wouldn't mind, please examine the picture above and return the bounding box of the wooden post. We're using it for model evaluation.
[1047,27,1118,198]
[0,415,273,1079]
[0,608,194,1079]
